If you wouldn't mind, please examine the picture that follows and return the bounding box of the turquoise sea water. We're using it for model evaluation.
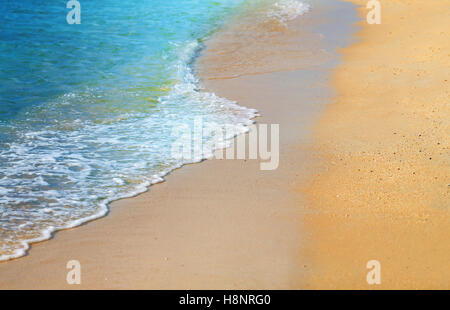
[0,0,314,260]
[0,0,263,260]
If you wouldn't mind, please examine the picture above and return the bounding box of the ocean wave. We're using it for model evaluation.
[0,38,257,261]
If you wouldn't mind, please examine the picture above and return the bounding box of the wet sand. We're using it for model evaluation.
[0,0,357,289]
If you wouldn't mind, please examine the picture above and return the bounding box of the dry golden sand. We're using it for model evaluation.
[304,0,450,289]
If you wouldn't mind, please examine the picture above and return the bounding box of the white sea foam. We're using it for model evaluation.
[0,39,258,261]
[268,0,310,24]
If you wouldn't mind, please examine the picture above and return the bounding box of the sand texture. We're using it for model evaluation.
[304,0,450,289]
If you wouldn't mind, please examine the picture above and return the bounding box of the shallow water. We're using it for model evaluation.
[0,0,315,260]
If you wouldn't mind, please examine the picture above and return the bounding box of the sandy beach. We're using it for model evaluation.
[304,0,450,289]
[0,0,448,289]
